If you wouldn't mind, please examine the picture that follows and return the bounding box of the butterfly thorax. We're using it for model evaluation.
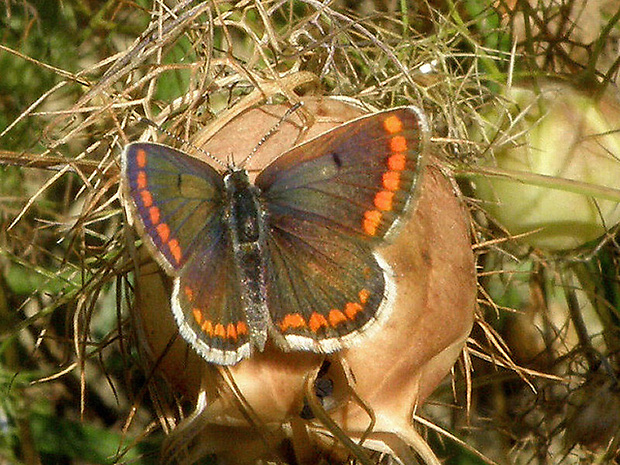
[223,169,270,351]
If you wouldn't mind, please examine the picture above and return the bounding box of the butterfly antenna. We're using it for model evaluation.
[139,117,227,168]
[238,102,303,169]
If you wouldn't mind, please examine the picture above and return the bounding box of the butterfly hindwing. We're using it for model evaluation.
[265,214,390,352]
[257,107,427,349]
[172,234,251,365]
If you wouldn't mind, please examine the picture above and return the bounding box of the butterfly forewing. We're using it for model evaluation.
[256,107,427,242]
[122,142,226,272]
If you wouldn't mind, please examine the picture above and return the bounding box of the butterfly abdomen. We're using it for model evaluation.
[223,169,270,351]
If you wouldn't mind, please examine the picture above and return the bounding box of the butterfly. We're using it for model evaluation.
[121,106,428,365]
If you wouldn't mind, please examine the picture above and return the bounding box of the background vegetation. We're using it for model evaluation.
[1,0,620,463]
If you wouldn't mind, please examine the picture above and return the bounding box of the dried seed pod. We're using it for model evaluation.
[132,98,476,464]
[473,81,620,250]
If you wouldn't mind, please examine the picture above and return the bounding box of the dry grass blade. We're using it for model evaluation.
[5,0,619,464]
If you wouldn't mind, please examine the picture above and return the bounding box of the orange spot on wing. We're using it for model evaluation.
[185,286,194,302]
[139,189,153,207]
[279,313,306,331]
[382,171,400,191]
[168,238,182,264]
[383,115,403,134]
[344,302,363,320]
[201,320,214,336]
[309,312,329,332]
[390,135,407,153]
[149,206,160,225]
[374,190,394,211]
[136,149,147,168]
[214,323,226,338]
[363,210,382,236]
[192,308,203,325]
[237,321,248,336]
[359,289,370,304]
[137,171,147,189]
[157,223,170,243]
[226,323,237,341]
[388,153,406,171]
[328,309,347,327]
